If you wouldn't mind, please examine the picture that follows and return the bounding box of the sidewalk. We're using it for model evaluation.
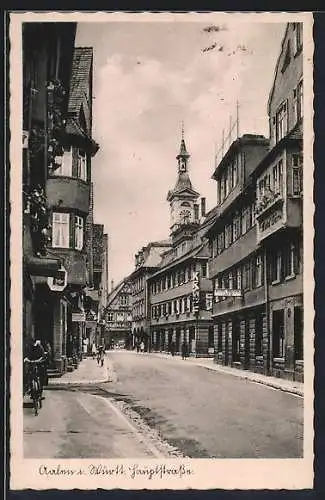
[48,355,113,386]
[148,352,304,397]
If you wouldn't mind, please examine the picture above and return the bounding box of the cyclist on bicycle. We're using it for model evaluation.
[24,339,48,398]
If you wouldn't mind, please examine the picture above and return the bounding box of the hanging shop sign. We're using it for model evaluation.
[47,266,67,292]
[72,312,86,323]
[192,271,200,313]
[214,288,242,298]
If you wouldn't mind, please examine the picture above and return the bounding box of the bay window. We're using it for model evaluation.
[54,146,72,177]
[52,212,69,248]
[52,212,84,250]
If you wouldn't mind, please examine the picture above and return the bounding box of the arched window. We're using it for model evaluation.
[180,201,191,207]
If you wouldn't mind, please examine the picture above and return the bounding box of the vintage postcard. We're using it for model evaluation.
[9,11,314,490]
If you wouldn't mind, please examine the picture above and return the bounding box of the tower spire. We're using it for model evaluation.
[181,120,184,141]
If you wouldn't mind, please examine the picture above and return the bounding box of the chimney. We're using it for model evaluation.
[201,197,206,218]
[194,204,199,221]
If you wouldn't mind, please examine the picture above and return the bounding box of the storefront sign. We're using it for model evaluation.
[259,209,283,234]
[72,312,86,322]
[47,266,67,292]
[214,288,242,298]
[192,271,200,313]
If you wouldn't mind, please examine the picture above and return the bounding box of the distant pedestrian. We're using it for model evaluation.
[99,347,105,367]
[170,341,176,357]
[92,343,97,359]
[136,341,140,353]
[140,341,145,353]
[181,342,188,360]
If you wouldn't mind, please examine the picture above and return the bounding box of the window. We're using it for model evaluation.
[293,23,303,55]
[54,146,72,177]
[237,267,242,290]
[107,312,114,322]
[293,80,303,124]
[270,250,282,283]
[120,295,129,306]
[232,158,238,187]
[281,41,291,73]
[74,215,84,250]
[283,243,296,278]
[276,101,288,142]
[77,150,87,181]
[233,215,242,241]
[218,231,225,254]
[292,154,302,196]
[228,271,233,290]
[243,262,250,290]
[225,224,233,249]
[52,212,69,248]
[201,262,208,278]
[253,255,263,288]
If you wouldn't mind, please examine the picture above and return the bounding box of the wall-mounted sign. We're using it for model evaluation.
[192,271,200,313]
[47,266,67,292]
[72,312,86,322]
[259,209,283,234]
[214,288,242,298]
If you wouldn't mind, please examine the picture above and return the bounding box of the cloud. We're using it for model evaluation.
[83,21,286,283]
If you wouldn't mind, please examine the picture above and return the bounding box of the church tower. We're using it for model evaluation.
[167,126,200,243]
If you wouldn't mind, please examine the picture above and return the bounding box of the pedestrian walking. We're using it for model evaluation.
[92,343,97,359]
[136,341,140,353]
[181,342,188,360]
[170,341,176,357]
[99,346,105,367]
[140,341,145,353]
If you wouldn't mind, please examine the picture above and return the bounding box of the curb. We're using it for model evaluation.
[147,353,303,397]
[48,361,114,387]
[194,363,304,397]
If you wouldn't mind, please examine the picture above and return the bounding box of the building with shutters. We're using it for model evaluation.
[25,40,100,375]
[148,134,214,356]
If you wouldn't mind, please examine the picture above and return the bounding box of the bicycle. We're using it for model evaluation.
[24,358,44,416]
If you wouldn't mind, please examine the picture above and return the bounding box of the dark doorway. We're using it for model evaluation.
[294,306,303,361]
[232,318,241,363]
[272,309,285,358]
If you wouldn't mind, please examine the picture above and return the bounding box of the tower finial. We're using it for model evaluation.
[181,120,184,141]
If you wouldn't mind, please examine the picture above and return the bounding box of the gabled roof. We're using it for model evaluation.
[65,117,99,155]
[68,47,93,116]
[148,240,210,279]
[167,172,200,201]
[106,278,130,308]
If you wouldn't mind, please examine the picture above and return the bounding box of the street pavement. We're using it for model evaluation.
[23,350,303,459]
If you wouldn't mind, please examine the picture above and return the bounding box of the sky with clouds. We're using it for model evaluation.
[76,17,286,286]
